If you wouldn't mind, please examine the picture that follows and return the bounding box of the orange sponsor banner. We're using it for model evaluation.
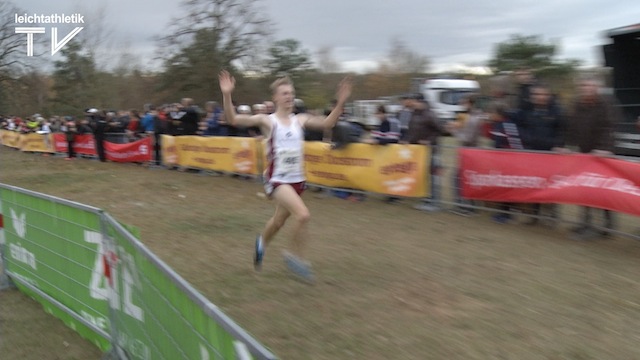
[0,130,21,148]
[171,136,259,174]
[303,142,429,197]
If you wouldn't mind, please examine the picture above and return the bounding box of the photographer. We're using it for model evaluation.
[87,108,109,162]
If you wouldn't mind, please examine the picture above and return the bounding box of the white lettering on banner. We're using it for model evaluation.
[86,231,116,306]
[200,344,210,360]
[10,208,26,238]
[80,310,108,331]
[104,150,145,159]
[398,147,413,159]
[9,242,36,270]
[86,231,144,321]
[464,171,547,189]
[120,252,144,322]
[117,332,150,360]
[549,173,640,197]
[383,177,415,193]
[139,144,148,155]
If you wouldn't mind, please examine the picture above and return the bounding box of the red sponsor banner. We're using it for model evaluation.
[52,134,96,155]
[73,134,96,155]
[104,137,152,162]
[460,149,640,216]
[53,134,151,162]
[53,133,68,152]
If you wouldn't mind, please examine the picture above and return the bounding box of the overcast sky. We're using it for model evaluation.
[13,0,640,73]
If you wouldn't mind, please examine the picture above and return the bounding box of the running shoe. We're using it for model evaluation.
[254,235,264,271]
[283,251,315,284]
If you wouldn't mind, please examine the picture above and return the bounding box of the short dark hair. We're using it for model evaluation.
[376,105,386,114]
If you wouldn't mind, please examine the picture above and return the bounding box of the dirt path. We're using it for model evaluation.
[2,146,640,360]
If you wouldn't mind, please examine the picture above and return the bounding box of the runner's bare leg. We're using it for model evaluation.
[261,204,290,247]
[270,184,310,259]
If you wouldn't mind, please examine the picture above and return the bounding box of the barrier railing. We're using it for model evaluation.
[2,130,639,239]
[0,183,277,360]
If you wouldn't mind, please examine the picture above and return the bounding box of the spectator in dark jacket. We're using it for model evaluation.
[406,93,444,212]
[179,98,200,135]
[563,75,622,239]
[517,83,565,224]
[406,94,441,147]
[367,105,401,145]
[518,83,565,151]
[366,105,401,204]
[515,67,535,112]
[62,116,77,160]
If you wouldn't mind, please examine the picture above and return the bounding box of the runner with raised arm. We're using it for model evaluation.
[219,70,352,283]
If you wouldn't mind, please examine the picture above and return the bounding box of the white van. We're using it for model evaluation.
[420,79,480,128]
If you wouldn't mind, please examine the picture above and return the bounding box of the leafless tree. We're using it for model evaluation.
[0,1,45,83]
[72,3,114,71]
[155,0,273,102]
[316,45,341,73]
[385,36,430,74]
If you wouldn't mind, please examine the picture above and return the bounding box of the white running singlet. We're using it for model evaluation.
[265,113,305,184]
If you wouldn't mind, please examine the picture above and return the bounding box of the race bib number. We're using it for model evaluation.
[276,148,301,173]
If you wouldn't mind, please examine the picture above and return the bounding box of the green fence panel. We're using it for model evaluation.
[103,214,277,360]
[0,185,110,351]
[0,184,277,359]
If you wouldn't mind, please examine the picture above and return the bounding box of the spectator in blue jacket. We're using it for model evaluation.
[140,106,156,135]
[203,101,223,136]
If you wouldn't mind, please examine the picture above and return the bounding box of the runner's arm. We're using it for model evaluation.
[300,76,352,131]
[219,70,269,130]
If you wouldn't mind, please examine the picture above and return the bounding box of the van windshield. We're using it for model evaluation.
[439,90,476,105]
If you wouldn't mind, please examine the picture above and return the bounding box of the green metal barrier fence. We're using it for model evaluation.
[0,183,277,360]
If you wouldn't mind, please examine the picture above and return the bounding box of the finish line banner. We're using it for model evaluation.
[304,142,429,197]
[460,149,640,216]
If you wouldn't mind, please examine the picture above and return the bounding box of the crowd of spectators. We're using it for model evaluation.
[1,71,636,239]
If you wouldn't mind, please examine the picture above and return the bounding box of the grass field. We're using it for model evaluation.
[1,144,640,360]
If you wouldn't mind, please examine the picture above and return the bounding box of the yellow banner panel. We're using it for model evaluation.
[0,130,21,148]
[19,133,55,153]
[174,136,259,174]
[303,142,429,197]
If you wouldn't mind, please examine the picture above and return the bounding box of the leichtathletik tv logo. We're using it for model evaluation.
[14,12,84,56]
